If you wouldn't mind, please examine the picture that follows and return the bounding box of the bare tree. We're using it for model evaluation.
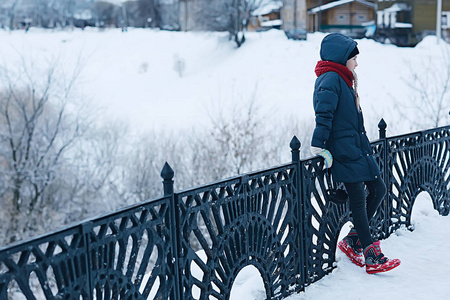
[33,0,57,28]
[0,56,87,244]
[138,0,163,28]
[92,1,121,28]
[4,0,18,30]
[158,0,180,30]
[399,45,450,130]
[197,0,263,47]
[188,86,277,183]
[32,0,78,28]
[228,0,265,47]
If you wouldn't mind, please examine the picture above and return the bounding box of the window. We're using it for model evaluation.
[443,12,450,29]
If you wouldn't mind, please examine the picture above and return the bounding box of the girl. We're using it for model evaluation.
[310,33,401,274]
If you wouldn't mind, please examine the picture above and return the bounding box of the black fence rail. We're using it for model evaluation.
[1,121,449,299]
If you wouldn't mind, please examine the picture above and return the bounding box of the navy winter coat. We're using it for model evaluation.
[311,33,380,183]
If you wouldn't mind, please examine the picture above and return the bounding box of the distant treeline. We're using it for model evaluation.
[1,0,267,46]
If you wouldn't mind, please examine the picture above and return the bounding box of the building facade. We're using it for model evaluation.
[306,0,376,38]
[281,0,308,31]
[376,0,450,45]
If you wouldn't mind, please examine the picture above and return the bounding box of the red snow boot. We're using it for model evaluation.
[364,241,401,274]
[338,230,365,267]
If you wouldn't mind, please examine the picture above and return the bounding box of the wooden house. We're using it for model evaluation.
[281,0,308,31]
[306,0,376,38]
[375,0,450,46]
[248,0,283,31]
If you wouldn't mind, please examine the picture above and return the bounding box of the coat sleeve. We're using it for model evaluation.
[311,74,340,148]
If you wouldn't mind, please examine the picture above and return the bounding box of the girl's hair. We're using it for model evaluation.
[352,70,361,111]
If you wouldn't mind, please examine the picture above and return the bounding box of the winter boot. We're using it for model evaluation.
[364,241,401,274]
[338,229,365,267]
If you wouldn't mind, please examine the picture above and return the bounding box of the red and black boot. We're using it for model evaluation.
[364,241,401,274]
[338,229,365,267]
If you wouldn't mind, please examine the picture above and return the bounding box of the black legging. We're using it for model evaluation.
[344,177,387,249]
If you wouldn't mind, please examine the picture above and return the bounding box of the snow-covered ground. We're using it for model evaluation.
[1,27,448,139]
[1,28,449,299]
[230,193,450,300]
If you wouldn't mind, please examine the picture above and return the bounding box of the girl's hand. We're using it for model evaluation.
[311,147,333,168]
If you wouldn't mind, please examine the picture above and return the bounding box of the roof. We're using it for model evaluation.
[383,3,411,12]
[252,0,283,16]
[261,19,283,27]
[308,0,376,14]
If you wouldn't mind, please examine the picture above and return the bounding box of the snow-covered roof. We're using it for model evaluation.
[383,3,411,12]
[393,22,413,28]
[309,0,376,14]
[252,0,283,16]
[261,19,283,27]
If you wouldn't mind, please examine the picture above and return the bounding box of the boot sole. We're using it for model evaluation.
[338,241,365,267]
[366,260,401,274]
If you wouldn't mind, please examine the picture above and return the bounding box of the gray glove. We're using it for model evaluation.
[311,146,333,168]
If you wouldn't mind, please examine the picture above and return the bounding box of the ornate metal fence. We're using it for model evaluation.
[1,121,449,299]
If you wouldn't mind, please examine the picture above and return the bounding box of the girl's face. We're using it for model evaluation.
[346,56,358,72]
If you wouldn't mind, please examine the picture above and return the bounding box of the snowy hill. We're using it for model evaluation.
[1,28,448,140]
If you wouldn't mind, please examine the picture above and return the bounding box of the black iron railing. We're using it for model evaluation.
[1,120,449,299]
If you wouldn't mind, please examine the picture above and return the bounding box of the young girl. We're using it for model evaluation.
[310,33,401,274]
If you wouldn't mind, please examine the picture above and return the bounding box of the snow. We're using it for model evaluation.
[228,193,450,300]
[309,0,376,14]
[393,22,413,28]
[252,0,283,16]
[383,3,411,12]
[1,28,447,139]
[261,19,283,27]
[0,27,449,299]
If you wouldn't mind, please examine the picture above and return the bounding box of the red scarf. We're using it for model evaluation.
[315,61,353,87]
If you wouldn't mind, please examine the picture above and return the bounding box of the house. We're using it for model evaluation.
[179,0,285,32]
[281,0,308,32]
[249,0,283,31]
[375,0,450,46]
[306,0,377,38]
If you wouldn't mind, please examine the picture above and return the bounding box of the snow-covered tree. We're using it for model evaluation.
[196,0,264,47]
[401,44,450,130]
[0,56,88,244]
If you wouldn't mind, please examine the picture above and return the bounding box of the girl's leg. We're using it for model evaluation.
[365,177,387,222]
[344,181,373,249]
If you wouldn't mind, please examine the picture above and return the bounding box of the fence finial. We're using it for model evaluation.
[378,119,387,139]
[161,162,174,196]
[290,136,301,162]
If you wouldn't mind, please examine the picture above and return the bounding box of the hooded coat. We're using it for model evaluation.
[311,33,380,183]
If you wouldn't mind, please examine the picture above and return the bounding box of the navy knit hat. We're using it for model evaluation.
[348,46,359,60]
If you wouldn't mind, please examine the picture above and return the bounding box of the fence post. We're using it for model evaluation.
[290,136,304,291]
[378,118,387,139]
[290,136,301,163]
[161,162,174,196]
[80,221,93,299]
[160,162,181,300]
[378,119,389,238]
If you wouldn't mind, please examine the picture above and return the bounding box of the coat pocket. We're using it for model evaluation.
[330,130,360,161]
